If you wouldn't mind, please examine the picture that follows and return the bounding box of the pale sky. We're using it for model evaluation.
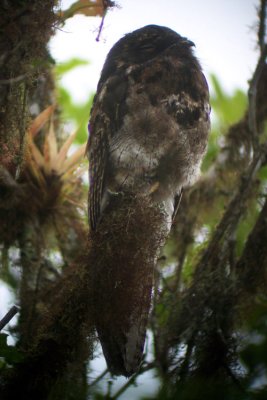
[50,0,259,103]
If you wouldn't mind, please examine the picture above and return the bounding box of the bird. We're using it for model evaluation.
[87,24,210,375]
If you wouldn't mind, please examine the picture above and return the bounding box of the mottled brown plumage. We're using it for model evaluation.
[87,24,210,376]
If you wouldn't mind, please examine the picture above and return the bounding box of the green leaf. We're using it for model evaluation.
[0,333,24,365]
[0,333,8,347]
[202,128,220,171]
[210,73,247,127]
[56,58,89,76]
[55,58,95,145]
[58,87,94,144]
[258,165,267,181]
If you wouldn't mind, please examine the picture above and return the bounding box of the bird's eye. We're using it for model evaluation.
[139,43,153,51]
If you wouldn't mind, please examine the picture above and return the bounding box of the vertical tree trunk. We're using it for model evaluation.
[0,1,56,175]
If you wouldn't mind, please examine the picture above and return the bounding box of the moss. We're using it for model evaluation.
[0,1,57,174]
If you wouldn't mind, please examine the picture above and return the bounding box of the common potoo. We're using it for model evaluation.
[87,25,210,376]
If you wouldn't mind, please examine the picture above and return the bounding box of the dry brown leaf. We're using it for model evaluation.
[29,141,45,169]
[47,123,58,171]
[61,143,87,174]
[62,163,87,181]
[29,105,55,137]
[59,0,103,20]
[56,131,77,170]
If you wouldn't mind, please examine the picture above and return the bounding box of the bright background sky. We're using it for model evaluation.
[50,0,259,104]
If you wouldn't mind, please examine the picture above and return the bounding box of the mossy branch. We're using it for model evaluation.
[154,17,267,378]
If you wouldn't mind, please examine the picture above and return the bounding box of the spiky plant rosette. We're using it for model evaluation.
[0,105,87,248]
[25,105,87,230]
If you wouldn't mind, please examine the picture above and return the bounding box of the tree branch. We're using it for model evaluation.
[258,0,267,52]
[236,196,267,297]
[248,44,267,142]
[0,306,19,331]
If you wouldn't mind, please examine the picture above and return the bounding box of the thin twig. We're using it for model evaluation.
[222,362,246,393]
[248,44,267,142]
[195,143,267,273]
[248,0,267,143]
[96,9,107,42]
[172,248,187,293]
[0,306,19,331]
[111,362,155,399]
[178,333,196,379]
[89,368,109,388]
[96,1,116,42]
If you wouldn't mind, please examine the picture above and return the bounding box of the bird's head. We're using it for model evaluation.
[99,25,195,85]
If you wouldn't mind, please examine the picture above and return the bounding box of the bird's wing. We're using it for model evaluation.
[87,75,128,230]
[87,111,108,230]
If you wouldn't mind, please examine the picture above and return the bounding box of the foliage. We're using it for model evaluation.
[202,73,247,171]
[210,73,248,127]
[0,334,23,368]
[55,58,95,144]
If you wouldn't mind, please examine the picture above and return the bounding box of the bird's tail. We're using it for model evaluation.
[94,263,153,377]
